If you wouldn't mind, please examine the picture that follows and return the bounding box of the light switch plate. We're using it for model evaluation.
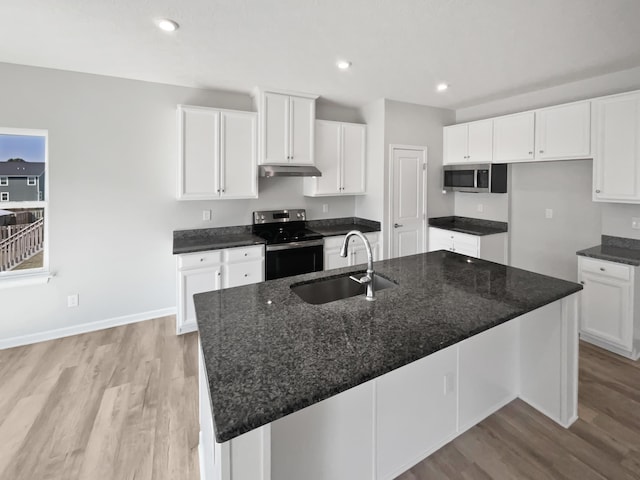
[545,208,553,219]
[477,204,484,213]
[202,210,212,221]
[322,204,329,213]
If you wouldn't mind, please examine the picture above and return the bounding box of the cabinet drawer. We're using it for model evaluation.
[178,250,223,270]
[580,257,630,281]
[452,232,479,249]
[224,260,264,288]
[224,245,264,263]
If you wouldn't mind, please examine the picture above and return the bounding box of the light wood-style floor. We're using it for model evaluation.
[1,317,639,480]
[0,316,199,480]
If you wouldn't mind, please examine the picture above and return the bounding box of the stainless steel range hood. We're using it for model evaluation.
[259,165,322,177]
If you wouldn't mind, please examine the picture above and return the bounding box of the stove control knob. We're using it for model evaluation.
[260,215,265,221]
[297,212,302,218]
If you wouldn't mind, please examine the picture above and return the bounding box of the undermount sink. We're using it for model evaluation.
[291,271,397,305]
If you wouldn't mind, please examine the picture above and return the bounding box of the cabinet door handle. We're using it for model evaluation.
[217,272,221,276]
[600,267,605,271]
[580,281,585,285]
[199,258,204,262]
[244,273,248,277]
[528,151,533,155]
[394,223,403,228]
[539,150,544,154]
[595,189,601,193]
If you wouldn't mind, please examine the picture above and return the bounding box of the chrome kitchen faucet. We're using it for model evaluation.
[340,230,376,301]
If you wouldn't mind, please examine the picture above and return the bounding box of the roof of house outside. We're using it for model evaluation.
[0,161,45,176]
[0,209,16,216]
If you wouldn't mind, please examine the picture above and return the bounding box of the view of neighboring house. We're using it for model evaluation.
[0,159,45,202]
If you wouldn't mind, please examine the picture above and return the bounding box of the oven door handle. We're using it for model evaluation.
[266,239,324,251]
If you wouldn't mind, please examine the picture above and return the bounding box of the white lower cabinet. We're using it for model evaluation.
[428,227,507,264]
[176,245,264,334]
[376,345,457,480]
[323,232,380,271]
[271,382,374,480]
[578,256,639,358]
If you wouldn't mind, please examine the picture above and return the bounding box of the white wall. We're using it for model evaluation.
[384,100,455,222]
[456,66,640,123]
[510,160,601,281]
[0,62,358,341]
[454,192,509,222]
[601,203,640,240]
[355,99,385,222]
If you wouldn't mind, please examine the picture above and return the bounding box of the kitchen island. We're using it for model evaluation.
[194,250,582,480]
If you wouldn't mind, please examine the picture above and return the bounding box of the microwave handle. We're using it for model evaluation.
[474,170,478,188]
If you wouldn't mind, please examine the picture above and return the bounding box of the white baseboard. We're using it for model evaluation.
[0,307,177,350]
[579,333,639,360]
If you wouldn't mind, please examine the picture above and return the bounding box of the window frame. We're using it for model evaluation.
[27,176,37,186]
[0,127,50,285]
[0,192,8,202]
[0,176,7,186]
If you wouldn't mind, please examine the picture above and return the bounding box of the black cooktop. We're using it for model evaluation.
[252,221,323,245]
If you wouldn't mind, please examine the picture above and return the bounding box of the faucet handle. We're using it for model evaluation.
[349,274,371,284]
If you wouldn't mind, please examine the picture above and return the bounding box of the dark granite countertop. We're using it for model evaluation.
[577,235,640,266]
[429,216,508,236]
[194,251,581,443]
[173,226,265,255]
[173,217,381,254]
[306,217,381,236]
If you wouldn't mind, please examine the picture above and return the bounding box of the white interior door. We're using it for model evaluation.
[391,147,426,258]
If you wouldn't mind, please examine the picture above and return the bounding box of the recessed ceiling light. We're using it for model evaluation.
[336,60,352,70]
[437,83,449,92]
[157,19,179,32]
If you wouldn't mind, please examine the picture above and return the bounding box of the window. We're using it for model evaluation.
[0,128,48,280]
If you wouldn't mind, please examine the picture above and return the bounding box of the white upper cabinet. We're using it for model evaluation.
[256,90,318,165]
[592,91,640,203]
[535,101,591,160]
[493,111,536,163]
[177,105,257,200]
[443,124,469,165]
[304,120,366,196]
[443,120,492,165]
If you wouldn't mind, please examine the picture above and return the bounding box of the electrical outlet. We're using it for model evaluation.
[545,208,553,219]
[477,204,484,213]
[322,204,329,213]
[202,209,212,221]
[67,294,79,308]
[632,217,640,229]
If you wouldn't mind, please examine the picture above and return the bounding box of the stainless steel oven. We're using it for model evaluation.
[252,209,324,280]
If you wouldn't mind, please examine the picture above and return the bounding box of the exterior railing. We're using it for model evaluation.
[0,224,30,241]
[0,218,44,271]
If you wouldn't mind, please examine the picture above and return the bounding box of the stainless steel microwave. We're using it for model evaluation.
[442,163,507,193]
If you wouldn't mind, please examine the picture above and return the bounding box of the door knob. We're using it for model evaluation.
[394,223,403,228]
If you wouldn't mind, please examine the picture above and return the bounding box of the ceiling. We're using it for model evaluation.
[1,0,640,109]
